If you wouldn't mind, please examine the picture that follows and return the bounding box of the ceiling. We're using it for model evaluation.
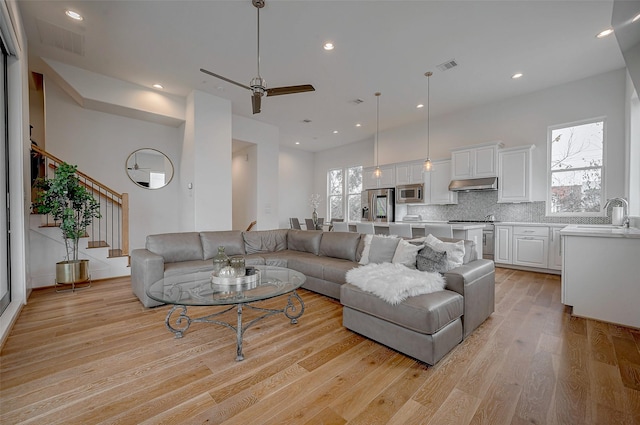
[18,1,627,152]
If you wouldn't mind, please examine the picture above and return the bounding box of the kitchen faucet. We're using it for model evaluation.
[603,197,630,228]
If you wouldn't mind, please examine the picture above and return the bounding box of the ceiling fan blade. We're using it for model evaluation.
[266,84,315,97]
[251,92,262,114]
[200,68,252,91]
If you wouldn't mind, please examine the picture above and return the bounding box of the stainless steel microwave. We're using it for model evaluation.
[396,183,424,204]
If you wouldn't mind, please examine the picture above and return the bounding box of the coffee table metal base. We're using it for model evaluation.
[164,290,304,361]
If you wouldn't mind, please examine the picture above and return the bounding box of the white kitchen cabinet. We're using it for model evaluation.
[395,161,425,185]
[548,226,564,270]
[426,160,458,205]
[498,145,534,203]
[363,165,395,189]
[451,142,503,180]
[512,226,548,268]
[494,225,513,264]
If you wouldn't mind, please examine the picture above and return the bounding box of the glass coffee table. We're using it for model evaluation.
[146,265,306,361]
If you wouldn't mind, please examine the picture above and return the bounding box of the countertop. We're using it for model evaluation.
[560,224,640,239]
[353,221,486,230]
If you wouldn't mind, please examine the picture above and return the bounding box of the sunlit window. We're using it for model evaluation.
[547,118,605,216]
[327,166,362,221]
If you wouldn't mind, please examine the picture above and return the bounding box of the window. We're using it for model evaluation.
[328,166,362,221]
[547,118,605,215]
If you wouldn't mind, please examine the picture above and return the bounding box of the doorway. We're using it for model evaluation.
[232,140,257,231]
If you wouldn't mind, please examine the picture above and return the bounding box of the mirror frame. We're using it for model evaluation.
[125,148,174,190]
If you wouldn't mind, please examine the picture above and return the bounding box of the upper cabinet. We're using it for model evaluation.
[497,145,535,203]
[451,142,503,180]
[363,165,396,190]
[427,160,458,205]
[395,161,425,185]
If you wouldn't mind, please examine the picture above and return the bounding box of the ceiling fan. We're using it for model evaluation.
[200,0,315,114]
[127,153,149,171]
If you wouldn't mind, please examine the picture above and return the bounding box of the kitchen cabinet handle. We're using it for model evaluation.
[524,230,534,233]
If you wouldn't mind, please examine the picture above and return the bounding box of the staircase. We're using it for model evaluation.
[29,146,131,288]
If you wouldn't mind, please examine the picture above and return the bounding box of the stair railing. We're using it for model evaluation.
[31,145,129,257]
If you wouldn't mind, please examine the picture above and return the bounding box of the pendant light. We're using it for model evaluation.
[423,71,433,172]
[373,92,382,178]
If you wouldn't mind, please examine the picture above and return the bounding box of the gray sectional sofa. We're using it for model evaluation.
[131,228,495,365]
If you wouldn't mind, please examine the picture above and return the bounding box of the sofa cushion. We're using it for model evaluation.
[392,239,424,269]
[359,235,401,265]
[287,229,322,255]
[319,231,361,262]
[164,259,212,277]
[146,232,204,263]
[200,231,246,259]
[424,235,466,270]
[416,244,449,273]
[243,229,289,254]
[340,283,463,335]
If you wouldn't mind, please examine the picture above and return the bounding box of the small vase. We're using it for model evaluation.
[312,208,318,229]
[212,246,230,276]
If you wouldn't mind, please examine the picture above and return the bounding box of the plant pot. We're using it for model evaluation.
[56,259,90,284]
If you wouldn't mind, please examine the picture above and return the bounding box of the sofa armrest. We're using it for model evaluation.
[131,249,165,308]
[444,259,495,338]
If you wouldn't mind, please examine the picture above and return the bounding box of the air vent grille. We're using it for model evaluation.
[437,59,458,72]
[351,98,364,105]
[36,19,84,56]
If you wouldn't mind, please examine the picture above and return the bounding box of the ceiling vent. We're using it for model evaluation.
[437,59,458,72]
[36,19,84,56]
[302,119,312,123]
[351,98,364,105]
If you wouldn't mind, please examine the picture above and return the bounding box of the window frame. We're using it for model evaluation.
[546,116,607,217]
[327,165,362,222]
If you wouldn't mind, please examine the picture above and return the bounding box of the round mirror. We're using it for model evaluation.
[125,148,174,189]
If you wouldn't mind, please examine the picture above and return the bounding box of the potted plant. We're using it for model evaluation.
[32,162,101,285]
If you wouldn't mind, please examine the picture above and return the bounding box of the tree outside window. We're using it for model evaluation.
[328,166,362,221]
[548,119,604,215]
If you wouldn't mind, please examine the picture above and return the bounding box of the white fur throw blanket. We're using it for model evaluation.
[346,262,446,305]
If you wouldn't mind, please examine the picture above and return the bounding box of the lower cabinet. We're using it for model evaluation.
[512,233,548,268]
[495,225,559,271]
[494,225,512,264]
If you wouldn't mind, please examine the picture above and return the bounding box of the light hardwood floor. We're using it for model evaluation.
[1,268,639,424]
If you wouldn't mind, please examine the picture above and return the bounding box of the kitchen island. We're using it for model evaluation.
[347,221,485,259]
[560,224,640,329]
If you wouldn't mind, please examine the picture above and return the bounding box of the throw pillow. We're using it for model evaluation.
[359,234,401,265]
[392,239,424,269]
[424,234,465,270]
[416,244,449,273]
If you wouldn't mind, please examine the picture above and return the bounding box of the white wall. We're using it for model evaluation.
[44,78,183,249]
[318,69,628,204]
[232,144,258,230]
[279,147,315,229]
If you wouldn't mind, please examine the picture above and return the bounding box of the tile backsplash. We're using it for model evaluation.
[406,191,612,224]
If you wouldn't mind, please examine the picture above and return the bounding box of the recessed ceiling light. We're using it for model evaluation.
[633,13,640,23]
[511,73,523,79]
[323,42,334,51]
[65,10,83,21]
[333,130,339,134]
[152,84,164,89]
[416,104,424,109]
[295,142,300,145]
[355,123,362,127]
[596,28,614,38]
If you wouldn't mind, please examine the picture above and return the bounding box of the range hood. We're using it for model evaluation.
[448,177,498,192]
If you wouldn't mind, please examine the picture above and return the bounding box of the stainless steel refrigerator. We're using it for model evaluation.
[361,188,394,222]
